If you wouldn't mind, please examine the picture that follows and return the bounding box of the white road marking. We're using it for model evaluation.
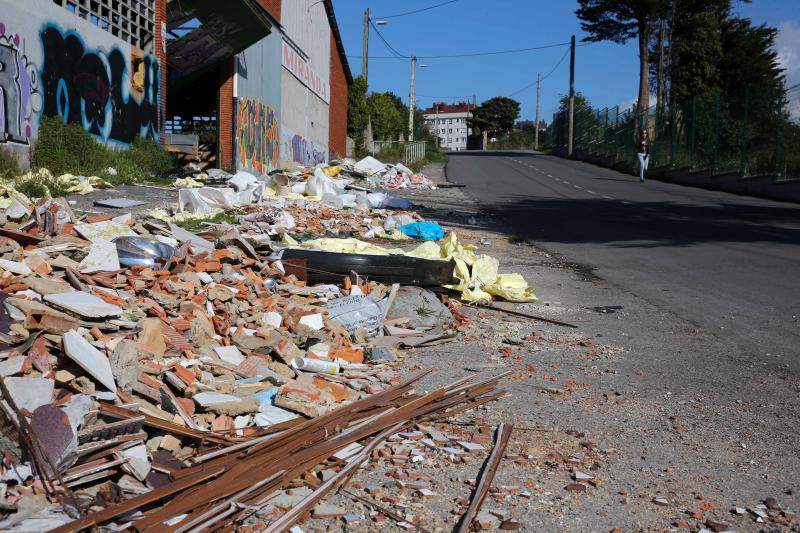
[587,190,596,194]
[574,185,582,189]
[603,195,613,200]
[547,174,553,178]
[622,201,632,204]
[563,181,570,185]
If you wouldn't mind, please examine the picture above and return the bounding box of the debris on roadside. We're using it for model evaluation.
[0,184,530,531]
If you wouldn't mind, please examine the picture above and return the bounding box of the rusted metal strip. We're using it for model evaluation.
[454,423,514,533]
[426,391,509,420]
[63,458,129,483]
[61,373,504,532]
[49,466,227,533]
[98,403,232,445]
[172,471,284,533]
[263,423,403,533]
[480,303,578,328]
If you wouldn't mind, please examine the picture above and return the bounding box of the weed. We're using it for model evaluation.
[176,212,239,232]
[0,148,20,181]
[31,117,174,188]
[125,137,175,177]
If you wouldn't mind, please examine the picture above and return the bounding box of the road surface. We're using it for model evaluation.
[447,151,800,379]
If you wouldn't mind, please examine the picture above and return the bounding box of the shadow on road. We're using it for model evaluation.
[444,152,800,249]
[476,195,800,248]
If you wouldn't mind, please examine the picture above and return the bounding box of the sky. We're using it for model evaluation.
[331,0,800,122]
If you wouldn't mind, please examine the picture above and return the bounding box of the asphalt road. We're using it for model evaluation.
[446,151,800,379]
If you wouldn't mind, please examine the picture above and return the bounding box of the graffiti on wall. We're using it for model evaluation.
[237,98,279,174]
[39,26,159,145]
[280,126,327,168]
[0,23,42,144]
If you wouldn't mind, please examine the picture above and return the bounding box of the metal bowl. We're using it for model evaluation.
[113,236,176,268]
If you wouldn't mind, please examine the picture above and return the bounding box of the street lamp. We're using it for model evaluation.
[408,57,427,142]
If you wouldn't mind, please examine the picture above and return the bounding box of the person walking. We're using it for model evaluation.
[636,129,651,183]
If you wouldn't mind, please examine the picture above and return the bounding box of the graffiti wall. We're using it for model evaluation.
[237,98,279,174]
[235,27,282,174]
[0,0,160,163]
[39,27,159,145]
[0,25,41,145]
[279,125,328,169]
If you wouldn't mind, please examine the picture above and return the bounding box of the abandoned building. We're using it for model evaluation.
[0,0,352,172]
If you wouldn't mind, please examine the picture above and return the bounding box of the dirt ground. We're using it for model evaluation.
[64,166,799,532]
[299,164,799,532]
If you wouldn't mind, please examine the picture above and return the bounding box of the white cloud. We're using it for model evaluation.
[617,94,657,113]
[775,21,800,121]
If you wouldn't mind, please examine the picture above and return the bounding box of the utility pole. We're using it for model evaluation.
[362,9,369,82]
[408,55,417,142]
[362,9,372,152]
[435,103,440,149]
[534,72,541,150]
[568,34,576,157]
[471,94,476,148]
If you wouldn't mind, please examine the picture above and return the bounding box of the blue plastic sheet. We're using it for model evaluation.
[399,222,445,241]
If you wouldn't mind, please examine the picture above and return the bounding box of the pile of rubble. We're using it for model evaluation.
[174,156,434,217]
[0,193,520,531]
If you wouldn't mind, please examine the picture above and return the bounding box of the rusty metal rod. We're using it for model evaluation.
[455,423,514,533]
[479,303,578,328]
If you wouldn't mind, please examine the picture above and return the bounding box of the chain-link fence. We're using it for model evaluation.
[546,89,800,181]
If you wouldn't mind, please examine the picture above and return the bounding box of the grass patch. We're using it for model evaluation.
[29,117,174,195]
[175,212,239,232]
[0,148,21,181]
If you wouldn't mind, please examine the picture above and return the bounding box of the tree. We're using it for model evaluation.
[469,97,520,137]
[576,0,668,127]
[347,76,368,147]
[717,17,783,101]
[367,92,406,141]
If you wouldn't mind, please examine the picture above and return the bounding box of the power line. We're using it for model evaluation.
[377,0,460,20]
[505,48,570,98]
[417,94,473,99]
[420,41,569,59]
[541,48,570,81]
[346,40,572,61]
[369,20,409,59]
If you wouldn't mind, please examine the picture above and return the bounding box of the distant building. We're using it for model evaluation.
[422,102,475,151]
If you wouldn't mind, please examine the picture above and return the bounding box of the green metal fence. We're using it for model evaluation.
[546,90,800,181]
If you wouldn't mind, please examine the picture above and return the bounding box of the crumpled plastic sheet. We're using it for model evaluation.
[366,191,413,210]
[399,221,445,241]
[178,186,265,214]
[284,232,536,303]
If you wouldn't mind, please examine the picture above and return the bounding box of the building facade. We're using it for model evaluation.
[0,0,350,173]
[220,0,352,174]
[422,102,474,151]
[0,0,166,166]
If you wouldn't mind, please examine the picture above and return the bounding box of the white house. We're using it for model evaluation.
[422,102,474,151]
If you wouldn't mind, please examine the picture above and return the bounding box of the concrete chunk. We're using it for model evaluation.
[62,330,117,392]
[44,292,123,319]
